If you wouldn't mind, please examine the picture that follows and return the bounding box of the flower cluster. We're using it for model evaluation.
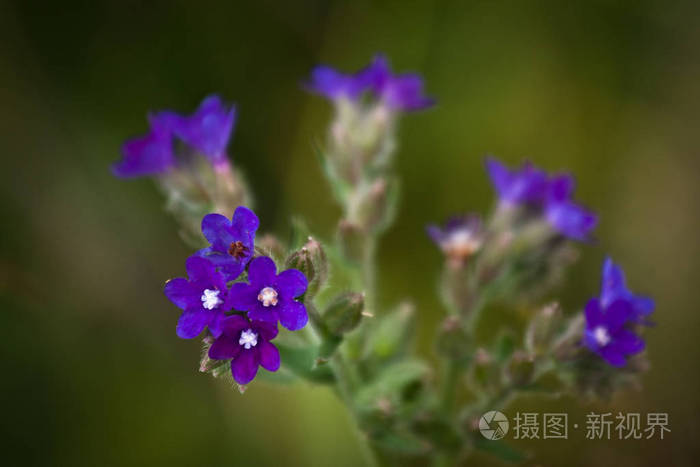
[306,54,434,111]
[114,53,658,464]
[426,215,484,265]
[164,206,308,384]
[112,95,236,178]
[583,258,654,367]
[485,157,597,241]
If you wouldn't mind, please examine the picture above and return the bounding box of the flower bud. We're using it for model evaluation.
[255,234,286,262]
[435,316,471,360]
[525,302,563,356]
[337,219,365,263]
[323,292,365,336]
[505,350,535,386]
[285,236,328,299]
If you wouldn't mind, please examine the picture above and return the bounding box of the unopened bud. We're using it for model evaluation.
[285,237,328,299]
[506,350,535,386]
[337,219,365,263]
[323,292,365,336]
[435,316,471,360]
[255,234,286,262]
[525,302,563,355]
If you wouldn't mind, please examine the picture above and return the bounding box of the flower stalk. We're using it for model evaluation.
[114,56,656,466]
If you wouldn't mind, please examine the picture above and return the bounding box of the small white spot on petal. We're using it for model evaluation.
[239,329,258,349]
[201,289,222,310]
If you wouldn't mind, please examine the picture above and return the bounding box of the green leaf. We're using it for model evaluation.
[355,359,429,410]
[276,342,335,384]
[473,438,527,463]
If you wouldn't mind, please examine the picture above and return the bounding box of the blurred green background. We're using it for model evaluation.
[1,1,699,466]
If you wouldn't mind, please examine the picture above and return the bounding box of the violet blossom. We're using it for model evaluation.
[164,255,232,339]
[198,206,259,281]
[208,315,280,385]
[229,256,308,331]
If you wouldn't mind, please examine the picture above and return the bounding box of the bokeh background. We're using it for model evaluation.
[1,1,699,466]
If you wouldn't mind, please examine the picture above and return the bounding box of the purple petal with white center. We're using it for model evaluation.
[232,349,259,385]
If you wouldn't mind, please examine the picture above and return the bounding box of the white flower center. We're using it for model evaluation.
[201,289,222,310]
[239,329,258,349]
[593,326,611,347]
[443,229,481,257]
[257,287,279,307]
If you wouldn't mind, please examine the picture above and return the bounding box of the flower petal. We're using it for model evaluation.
[230,206,260,238]
[209,336,241,360]
[247,308,279,325]
[220,315,250,336]
[164,278,198,311]
[247,256,277,286]
[176,310,210,339]
[185,255,216,283]
[545,200,597,241]
[275,268,308,299]
[278,300,308,331]
[201,213,234,252]
[232,349,259,385]
[600,346,626,367]
[253,320,278,341]
[584,298,603,327]
[229,282,259,311]
[258,341,280,372]
[112,129,174,178]
[614,329,646,355]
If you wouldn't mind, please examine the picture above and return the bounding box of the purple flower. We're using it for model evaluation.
[544,174,598,241]
[485,157,597,241]
[305,54,434,111]
[305,65,368,101]
[600,257,655,322]
[153,95,236,167]
[164,256,232,339]
[427,215,483,262]
[485,157,549,205]
[197,206,259,281]
[362,55,435,111]
[208,315,280,385]
[112,125,175,178]
[229,256,308,331]
[583,298,645,367]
